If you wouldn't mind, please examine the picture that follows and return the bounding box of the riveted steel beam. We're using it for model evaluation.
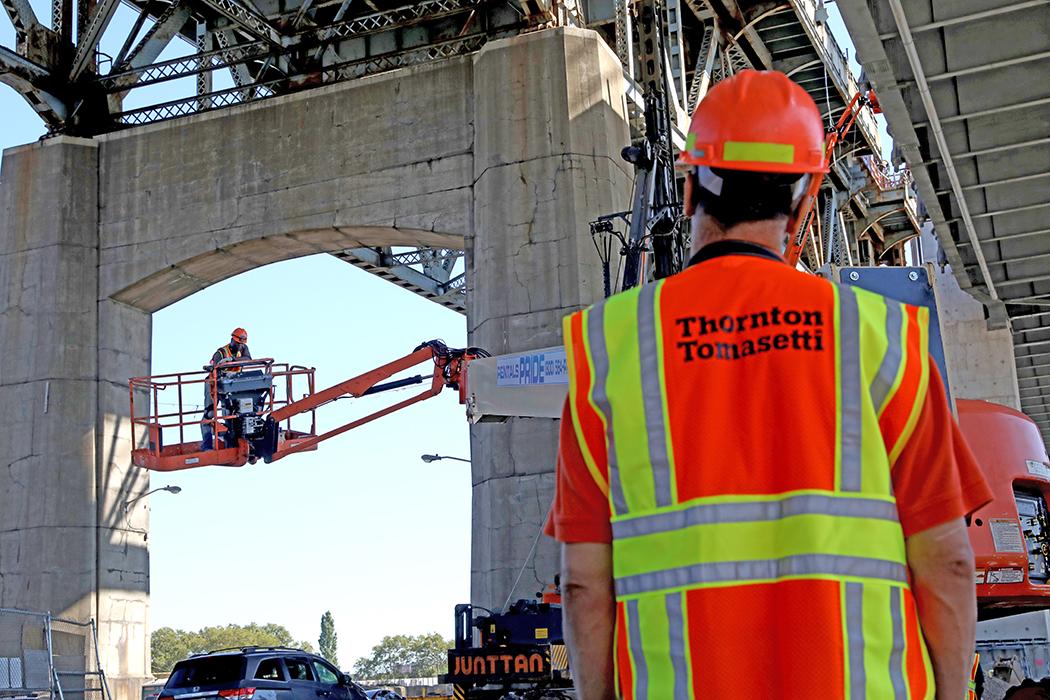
[196,0,284,46]
[1,0,41,47]
[69,0,120,79]
[0,44,66,124]
[106,0,193,110]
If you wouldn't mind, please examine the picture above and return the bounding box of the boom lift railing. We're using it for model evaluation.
[130,359,317,470]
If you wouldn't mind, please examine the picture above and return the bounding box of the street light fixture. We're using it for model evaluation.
[420,454,470,464]
[122,485,182,512]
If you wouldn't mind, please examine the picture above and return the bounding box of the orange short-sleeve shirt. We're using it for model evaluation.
[546,361,992,542]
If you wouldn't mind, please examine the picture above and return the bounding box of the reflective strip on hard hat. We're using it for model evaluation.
[722,141,796,165]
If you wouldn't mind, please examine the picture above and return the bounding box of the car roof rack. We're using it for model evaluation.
[192,646,308,657]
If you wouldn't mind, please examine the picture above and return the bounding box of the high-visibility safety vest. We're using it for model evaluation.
[562,247,936,699]
[968,653,980,699]
[215,344,245,372]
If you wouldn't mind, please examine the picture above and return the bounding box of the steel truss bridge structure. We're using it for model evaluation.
[1,0,924,329]
[836,0,1050,445]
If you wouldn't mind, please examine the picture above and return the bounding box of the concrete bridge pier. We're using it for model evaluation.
[0,137,151,699]
[0,23,633,692]
[467,28,633,609]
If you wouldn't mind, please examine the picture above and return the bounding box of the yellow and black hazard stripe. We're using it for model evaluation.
[452,684,466,700]
[549,644,570,671]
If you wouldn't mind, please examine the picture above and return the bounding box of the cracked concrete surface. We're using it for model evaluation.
[468,28,632,610]
[1,137,150,700]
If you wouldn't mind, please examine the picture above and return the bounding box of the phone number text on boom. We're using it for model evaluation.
[496,350,569,386]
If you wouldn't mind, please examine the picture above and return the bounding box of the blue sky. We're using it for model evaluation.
[1,0,883,672]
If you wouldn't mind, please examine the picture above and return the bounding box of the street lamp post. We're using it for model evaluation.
[122,485,182,512]
[420,454,471,464]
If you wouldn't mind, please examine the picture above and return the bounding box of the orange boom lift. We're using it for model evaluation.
[784,90,881,267]
[129,341,486,471]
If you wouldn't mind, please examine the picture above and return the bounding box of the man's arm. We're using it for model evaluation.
[561,542,616,700]
[905,518,976,700]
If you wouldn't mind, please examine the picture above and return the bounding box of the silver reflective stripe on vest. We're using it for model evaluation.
[588,304,628,515]
[889,588,907,699]
[871,301,903,415]
[615,555,908,597]
[612,493,898,540]
[637,282,674,507]
[626,599,648,699]
[665,591,690,700]
[845,582,866,699]
[839,286,863,492]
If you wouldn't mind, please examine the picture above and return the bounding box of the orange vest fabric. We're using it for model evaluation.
[215,344,245,372]
[563,253,935,699]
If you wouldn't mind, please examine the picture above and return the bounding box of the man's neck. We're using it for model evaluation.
[689,216,788,258]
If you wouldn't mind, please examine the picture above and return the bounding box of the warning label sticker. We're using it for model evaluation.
[990,518,1026,553]
[986,568,1025,584]
[1027,459,1050,479]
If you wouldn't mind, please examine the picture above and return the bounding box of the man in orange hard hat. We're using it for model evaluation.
[545,70,992,699]
[200,327,252,450]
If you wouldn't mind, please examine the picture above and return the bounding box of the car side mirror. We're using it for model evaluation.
[339,674,352,686]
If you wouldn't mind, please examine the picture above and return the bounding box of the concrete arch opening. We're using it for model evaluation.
[144,252,472,677]
[0,25,632,700]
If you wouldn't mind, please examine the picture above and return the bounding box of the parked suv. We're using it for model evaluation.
[161,648,367,700]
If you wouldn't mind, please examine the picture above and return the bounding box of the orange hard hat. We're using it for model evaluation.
[678,70,828,175]
[231,327,248,343]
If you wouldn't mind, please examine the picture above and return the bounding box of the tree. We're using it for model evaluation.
[352,633,451,680]
[318,611,338,667]
[151,623,315,674]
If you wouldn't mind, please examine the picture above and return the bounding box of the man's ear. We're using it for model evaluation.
[683,171,697,217]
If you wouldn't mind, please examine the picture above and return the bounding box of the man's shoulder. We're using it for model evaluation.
[566,285,645,326]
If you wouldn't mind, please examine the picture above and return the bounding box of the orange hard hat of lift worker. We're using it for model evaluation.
[678,69,828,175]
[231,328,248,343]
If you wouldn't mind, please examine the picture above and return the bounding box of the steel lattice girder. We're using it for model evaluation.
[98,0,479,93]
[332,247,466,314]
[113,33,484,125]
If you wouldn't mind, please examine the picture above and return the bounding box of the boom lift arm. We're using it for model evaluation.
[785,90,881,267]
[262,340,483,463]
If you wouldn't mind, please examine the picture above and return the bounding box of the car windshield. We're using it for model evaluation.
[167,657,246,689]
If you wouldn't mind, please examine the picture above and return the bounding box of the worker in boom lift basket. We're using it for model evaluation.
[545,70,993,700]
[199,327,252,450]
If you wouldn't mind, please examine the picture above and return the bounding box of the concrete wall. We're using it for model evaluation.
[2,25,633,695]
[0,136,152,700]
[920,225,1021,409]
[95,57,475,312]
[934,264,1021,410]
[468,27,632,608]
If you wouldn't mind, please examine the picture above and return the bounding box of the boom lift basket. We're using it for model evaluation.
[129,359,317,471]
